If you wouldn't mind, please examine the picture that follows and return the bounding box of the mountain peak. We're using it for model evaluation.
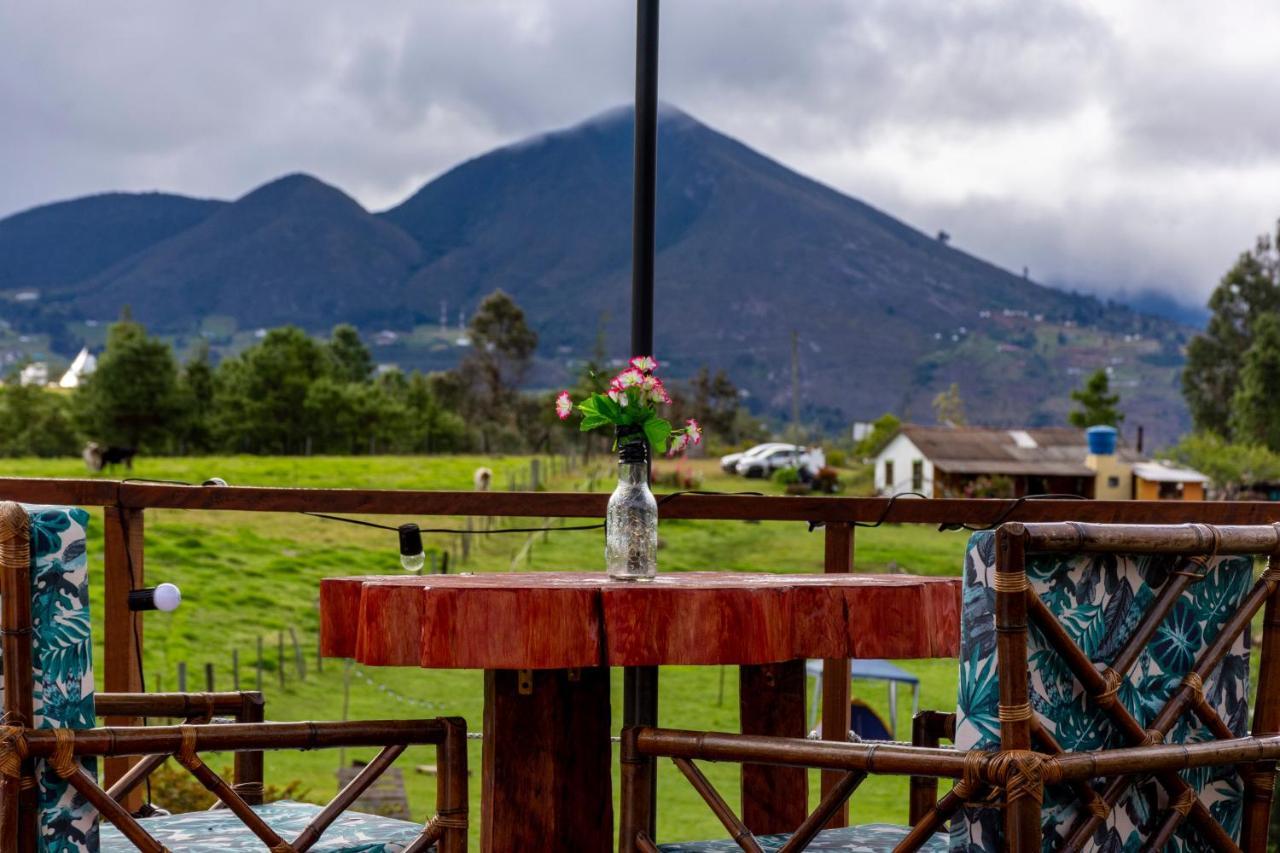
[235,172,363,212]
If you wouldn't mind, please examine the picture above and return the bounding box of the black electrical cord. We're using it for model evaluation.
[301,489,766,536]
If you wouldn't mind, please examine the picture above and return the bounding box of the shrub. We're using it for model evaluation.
[826,449,847,468]
[772,467,801,486]
[654,461,704,490]
[811,466,843,494]
[149,759,308,813]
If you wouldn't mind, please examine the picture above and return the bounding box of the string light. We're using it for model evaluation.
[398,523,426,572]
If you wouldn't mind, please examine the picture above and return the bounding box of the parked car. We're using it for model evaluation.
[719,442,792,474]
[736,445,826,479]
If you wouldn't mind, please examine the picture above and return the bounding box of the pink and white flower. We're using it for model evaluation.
[555,391,573,420]
[668,432,691,456]
[630,355,659,373]
[608,384,629,406]
[685,418,702,444]
[615,368,644,388]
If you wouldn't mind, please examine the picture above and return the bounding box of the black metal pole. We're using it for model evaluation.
[626,0,660,840]
[630,0,659,358]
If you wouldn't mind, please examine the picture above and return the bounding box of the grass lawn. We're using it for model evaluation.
[0,454,969,845]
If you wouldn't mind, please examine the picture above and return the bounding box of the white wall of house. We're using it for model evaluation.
[872,434,935,497]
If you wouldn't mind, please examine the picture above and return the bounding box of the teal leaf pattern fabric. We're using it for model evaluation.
[12,505,100,853]
[657,823,947,851]
[99,800,433,852]
[951,530,1252,852]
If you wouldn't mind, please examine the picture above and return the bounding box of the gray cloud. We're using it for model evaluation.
[2,0,1278,305]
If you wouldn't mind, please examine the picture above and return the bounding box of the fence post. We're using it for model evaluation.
[820,522,855,829]
[530,458,541,491]
[290,627,306,680]
[204,663,215,692]
[177,661,187,693]
[232,649,240,690]
[103,505,145,808]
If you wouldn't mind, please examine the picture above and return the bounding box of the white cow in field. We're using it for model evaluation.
[473,467,492,491]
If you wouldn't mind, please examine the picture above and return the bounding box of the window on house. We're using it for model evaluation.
[912,460,924,492]
[884,460,895,488]
[1107,476,1120,488]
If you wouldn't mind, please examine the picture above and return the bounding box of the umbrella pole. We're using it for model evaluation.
[624,0,661,841]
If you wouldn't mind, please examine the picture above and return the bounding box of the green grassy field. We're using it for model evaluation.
[0,454,969,845]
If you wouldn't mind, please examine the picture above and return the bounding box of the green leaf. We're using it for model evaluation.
[579,414,611,432]
[576,396,602,417]
[595,393,623,422]
[644,417,672,452]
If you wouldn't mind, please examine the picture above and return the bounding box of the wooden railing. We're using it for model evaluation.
[3,476,1279,826]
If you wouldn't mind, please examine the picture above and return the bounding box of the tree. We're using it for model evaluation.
[326,324,373,383]
[1069,369,1123,428]
[213,326,332,453]
[0,386,79,457]
[456,290,538,449]
[674,368,746,445]
[932,383,966,426]
[1230,313,1280,450]
[855,412,901,458]
[1170,432,1280,499]
[74,317,183,449]
[178,341,216,453]
[1183,223,1280,438]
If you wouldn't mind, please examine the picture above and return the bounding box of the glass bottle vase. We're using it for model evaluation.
[606,438,658,580]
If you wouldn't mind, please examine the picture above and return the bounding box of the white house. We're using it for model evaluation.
[872,425,1208,500]
[18,362,49,387]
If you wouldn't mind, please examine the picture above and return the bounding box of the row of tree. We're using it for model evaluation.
[1,290,758,458]
[1176,222,1280,495]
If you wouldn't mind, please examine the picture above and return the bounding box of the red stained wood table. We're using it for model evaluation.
[320,572,961,851]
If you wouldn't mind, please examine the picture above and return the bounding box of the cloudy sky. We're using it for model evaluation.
[3,1,1279,307]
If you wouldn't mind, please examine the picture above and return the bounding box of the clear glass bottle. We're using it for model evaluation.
[606,436,658,580]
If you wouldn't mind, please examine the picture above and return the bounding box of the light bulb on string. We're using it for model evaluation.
[399,523,425,572]
[128,583,182,612]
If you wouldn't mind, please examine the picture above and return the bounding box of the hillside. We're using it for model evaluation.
[67,174,424,330]
[0,191,223,291]
[0,107,1195,443]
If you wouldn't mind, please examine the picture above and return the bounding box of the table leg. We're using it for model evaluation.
[739,659,808,834]
[481,667,613,852]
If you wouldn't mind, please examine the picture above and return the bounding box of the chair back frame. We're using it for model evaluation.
[621,521,1280,853]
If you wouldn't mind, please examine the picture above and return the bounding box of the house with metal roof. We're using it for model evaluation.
[872,424,1208,500]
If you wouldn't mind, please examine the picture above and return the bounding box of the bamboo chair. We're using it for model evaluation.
[620,521,1280,852]
[0,501,468,853]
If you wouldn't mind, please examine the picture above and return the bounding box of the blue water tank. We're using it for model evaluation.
[1086,425,1118,455]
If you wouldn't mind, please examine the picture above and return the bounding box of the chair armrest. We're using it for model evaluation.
[14,718,469,853]
[96,691,264,722]
[909,711,955,826]
[94,692,268,805]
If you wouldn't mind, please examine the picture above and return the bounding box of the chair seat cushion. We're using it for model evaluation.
[657,823,947,851]
[99,800,431,852]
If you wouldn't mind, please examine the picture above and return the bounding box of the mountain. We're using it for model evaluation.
[0,192,223,291]
[65,174,424,329]
[384,107,1191,441]
[0,108,1195,442]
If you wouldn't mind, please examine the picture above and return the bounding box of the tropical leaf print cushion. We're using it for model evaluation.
[7,506,101,853]
[951,530,1251,852]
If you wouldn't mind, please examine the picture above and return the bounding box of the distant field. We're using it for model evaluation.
[0,454,969,845]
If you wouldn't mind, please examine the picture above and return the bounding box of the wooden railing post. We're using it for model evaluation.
[103,505,144,812]
[820,521,854,828]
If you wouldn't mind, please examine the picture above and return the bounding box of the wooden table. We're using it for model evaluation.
[320,572,961,851]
